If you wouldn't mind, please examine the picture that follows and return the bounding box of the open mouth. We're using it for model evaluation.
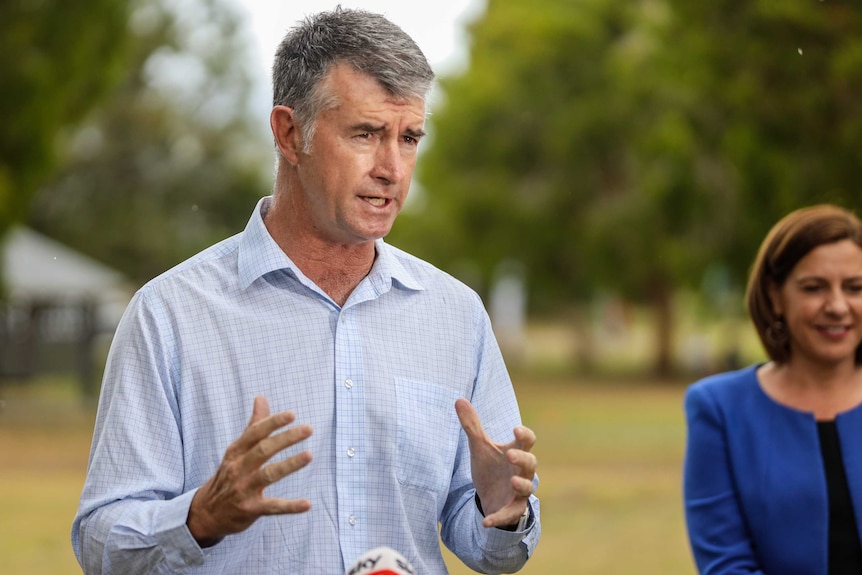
[362,196,390,207]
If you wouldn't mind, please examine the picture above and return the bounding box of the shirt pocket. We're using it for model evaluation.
[395,380,462,493]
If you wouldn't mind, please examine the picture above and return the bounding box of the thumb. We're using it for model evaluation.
[455,398,484,439]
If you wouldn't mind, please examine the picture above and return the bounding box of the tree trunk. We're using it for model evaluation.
[571,304,596,374]
[651,282,674,377]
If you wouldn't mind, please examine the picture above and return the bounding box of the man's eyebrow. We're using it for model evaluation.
[351,122,426,138]
[352,122,386,133]
[405,127,426,139]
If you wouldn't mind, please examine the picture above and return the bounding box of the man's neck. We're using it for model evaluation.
[292,241,376,306]
[263,200,376,306]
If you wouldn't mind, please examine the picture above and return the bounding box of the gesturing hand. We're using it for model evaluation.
[187,395,313,547]
[455,398,537,529]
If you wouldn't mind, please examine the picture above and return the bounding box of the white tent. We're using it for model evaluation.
[1,226,133,390]
[1,226,132,330]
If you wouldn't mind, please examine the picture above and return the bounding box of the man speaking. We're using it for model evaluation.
[72,7,540,574]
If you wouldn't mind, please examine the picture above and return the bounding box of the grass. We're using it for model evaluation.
[441,375,694,574]
[0,374,697,575]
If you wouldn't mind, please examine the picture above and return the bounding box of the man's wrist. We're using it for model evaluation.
[501,505,530,532]
[474,493,530,531]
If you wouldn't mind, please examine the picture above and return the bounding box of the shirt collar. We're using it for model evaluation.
[237,196,424,294]
[368,237,424,294]
[237,197,297,289]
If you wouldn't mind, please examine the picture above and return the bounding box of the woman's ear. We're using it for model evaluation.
[270,105,302,166]
[768,282,783,316]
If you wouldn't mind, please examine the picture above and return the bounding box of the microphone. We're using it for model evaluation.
[344,546,416,575]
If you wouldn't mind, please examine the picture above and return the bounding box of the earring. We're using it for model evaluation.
[766,318,789,346]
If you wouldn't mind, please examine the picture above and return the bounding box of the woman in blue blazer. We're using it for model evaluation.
[684,205,862,575]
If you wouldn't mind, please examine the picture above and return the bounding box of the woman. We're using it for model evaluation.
[684,204,862,574]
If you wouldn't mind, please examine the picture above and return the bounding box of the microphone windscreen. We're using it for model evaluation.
[344,546,415,575]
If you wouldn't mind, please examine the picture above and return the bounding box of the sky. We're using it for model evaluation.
[228,0,485,120]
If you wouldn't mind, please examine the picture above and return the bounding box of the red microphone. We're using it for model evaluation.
[344,546,415,575]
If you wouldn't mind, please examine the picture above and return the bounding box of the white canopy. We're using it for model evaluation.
[1,226,132,328]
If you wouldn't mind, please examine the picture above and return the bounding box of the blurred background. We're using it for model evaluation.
[2,0,861,573]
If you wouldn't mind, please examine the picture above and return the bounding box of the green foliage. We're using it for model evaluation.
[656,0,862,278]
[395,0,636,307]
[392,0,862,315]
[26,0,271,285]
[0,0,131,239]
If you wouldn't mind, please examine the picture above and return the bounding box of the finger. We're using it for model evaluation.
[229,409,298,458]
[507,450,537,478]
[482,502,529,529]
[251,395,271,425]
[248,425,312,488]
[254,496,313,517]
[455,398,485,438]
[254,449,314,490]
[256,423,312,467]
[513,425,537,452]
[511,475,535,498]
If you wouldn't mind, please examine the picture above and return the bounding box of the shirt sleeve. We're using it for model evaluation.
[71,290,207,574]
[439,299,541,573]
[683,383,765,575]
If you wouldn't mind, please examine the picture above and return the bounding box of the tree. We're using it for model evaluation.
[653,0,862,277]
[27,0,271,285]
[392,0,676,371]
[591,0,862,373]
[394,0,633,305]
[0,0,130,243]
[391,0,862,375]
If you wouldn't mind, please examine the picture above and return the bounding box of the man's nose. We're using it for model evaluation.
[373,140,407,184]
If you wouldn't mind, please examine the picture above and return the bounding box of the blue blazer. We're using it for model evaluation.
[684,364,862,574]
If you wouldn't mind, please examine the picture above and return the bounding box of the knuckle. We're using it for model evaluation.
[223,460,242,481]
[252,441,267,458]
[260,465,274,485]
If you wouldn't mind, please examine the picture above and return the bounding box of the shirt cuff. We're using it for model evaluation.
[473,492,535,533]
[152,488,207,569]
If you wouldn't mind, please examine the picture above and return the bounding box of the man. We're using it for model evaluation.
[72,7,540,574]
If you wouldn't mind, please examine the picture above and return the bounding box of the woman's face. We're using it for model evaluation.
[771,239,862,368]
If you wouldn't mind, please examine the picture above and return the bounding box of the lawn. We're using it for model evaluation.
[0,374,697,574]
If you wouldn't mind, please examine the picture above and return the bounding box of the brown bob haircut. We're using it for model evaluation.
[746,204,862,364]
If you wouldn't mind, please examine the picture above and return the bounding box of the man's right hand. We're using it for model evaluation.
[187,395,313,547]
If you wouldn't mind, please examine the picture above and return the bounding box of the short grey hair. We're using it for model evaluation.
[272,6,435,152]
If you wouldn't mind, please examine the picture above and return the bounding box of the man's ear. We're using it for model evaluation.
[270,105,302,166]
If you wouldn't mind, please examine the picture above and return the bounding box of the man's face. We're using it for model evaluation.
[293,63,426,247]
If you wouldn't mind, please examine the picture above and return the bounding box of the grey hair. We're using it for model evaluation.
[272,6,435,153]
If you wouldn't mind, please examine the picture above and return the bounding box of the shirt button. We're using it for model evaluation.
[348,515,357,526]
[347,447,355,457]
[345,379,353,389]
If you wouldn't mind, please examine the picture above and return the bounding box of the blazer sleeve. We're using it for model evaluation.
[683,383,766,574]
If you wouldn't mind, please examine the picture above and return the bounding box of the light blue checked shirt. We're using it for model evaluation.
[72,197,540,574]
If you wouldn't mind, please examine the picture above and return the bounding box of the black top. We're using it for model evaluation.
[817,420,862,575]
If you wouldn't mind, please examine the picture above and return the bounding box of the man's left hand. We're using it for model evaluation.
[455,397,537,529]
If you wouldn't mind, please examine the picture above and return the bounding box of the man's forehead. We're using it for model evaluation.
[324,62,426,104]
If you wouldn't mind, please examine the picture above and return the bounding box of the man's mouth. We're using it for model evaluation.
[362,196,390,207]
